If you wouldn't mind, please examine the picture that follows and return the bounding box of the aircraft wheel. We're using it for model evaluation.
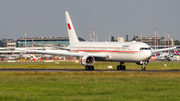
[90,66,94,70]
[141,67,146,71]
[117,66,126,70]
[117,66,120,70]
[85,66,89,70]
[85,66,94,70]
[121,66,126,70]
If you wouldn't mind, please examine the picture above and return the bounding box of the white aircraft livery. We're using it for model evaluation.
[15,11,176,70]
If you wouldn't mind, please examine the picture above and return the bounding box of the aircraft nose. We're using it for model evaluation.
[146,51,152,60]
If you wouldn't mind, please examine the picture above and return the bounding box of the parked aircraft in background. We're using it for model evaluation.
[15,11,176,70]
[8,54,20,60]
[156,52,173,61]
[174,50,180,56]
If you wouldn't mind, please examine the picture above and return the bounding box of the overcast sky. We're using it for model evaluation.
[0,0,180,41]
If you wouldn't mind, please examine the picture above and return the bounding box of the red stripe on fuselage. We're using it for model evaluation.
[72,50,141,53]
[67,23,71,30]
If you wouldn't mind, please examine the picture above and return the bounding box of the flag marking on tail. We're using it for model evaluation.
[67,23,71,30]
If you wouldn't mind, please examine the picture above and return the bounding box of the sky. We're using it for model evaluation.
[0,0,180,41]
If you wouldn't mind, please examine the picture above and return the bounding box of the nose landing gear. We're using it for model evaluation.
[141,62,146,71]
[141,66,146,70]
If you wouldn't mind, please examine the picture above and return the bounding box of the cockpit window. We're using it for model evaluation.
[140,47,151,50]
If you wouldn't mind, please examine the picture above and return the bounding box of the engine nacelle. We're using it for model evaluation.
[136,60,149,65]
[79,55,95,66]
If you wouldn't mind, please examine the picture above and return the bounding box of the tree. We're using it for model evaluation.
[174,40,180,45]
[132,35,136,40]
[131,35,138,41]
[111,36,115,42]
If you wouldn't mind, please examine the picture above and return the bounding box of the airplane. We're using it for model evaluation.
[8,54,20,60]
[155,52,173,61]
[15,11,176,71]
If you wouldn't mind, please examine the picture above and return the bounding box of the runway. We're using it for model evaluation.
[0,69,180,72]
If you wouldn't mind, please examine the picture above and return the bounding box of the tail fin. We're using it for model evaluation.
[65,11,79,44]
[174,50,180,56]
[155,52,161,56]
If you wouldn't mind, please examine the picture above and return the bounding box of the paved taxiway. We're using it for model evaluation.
[0,69,180,72]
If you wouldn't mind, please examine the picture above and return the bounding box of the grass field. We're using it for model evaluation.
[0,61,180,70]
[0,61,180,100]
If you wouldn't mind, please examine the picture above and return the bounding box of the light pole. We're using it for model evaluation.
[24,31,27,56]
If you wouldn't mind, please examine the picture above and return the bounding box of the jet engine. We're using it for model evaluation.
[79,55,95,66]
[136,60,149,65]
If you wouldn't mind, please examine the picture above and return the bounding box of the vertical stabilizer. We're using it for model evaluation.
[65,11,79,44]
[174,50,180,56]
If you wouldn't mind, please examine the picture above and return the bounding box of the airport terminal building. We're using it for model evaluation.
[0,37,85,57]
[16,37,85,47]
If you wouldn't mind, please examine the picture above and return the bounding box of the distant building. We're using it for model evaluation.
[118,37,125,42]
[1,39,15,47]
[0,40,3,47]
[126,35,128,42]
[7,42,16,48]
[136,36,174,46]
[16,37,85,47]
[135,36,174,49]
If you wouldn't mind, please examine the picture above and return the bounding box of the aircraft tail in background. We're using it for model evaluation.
[174,50,180,56]
[155,52,161,56]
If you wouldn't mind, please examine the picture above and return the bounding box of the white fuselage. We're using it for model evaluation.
[68,42,152,62]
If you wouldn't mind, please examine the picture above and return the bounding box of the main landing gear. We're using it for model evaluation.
[85,66,94,70]
[117,62,126,70]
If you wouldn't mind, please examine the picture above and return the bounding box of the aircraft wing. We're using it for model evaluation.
[152,47,176,53]
[15,48,107,58]
[34,44,70,51]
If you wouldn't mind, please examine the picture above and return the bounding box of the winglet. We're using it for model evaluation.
[65,11,79,44]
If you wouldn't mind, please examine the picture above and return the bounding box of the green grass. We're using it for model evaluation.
[0,72,180,101]
[0,61,180,100]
